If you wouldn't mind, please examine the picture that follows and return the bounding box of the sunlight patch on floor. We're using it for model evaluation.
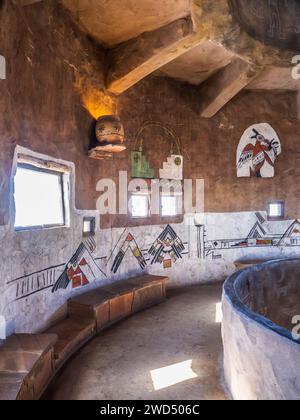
[150,360,197,391]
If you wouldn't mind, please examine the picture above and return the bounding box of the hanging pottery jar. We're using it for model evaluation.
[95,115,126,152]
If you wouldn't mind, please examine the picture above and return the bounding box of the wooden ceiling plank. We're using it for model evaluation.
[198,58,261,118]
[106,15,201,95]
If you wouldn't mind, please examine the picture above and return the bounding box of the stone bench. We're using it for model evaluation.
[0,274,168,400]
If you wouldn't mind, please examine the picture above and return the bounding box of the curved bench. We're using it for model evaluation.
[0,275,168,400]
[0,334,57,400]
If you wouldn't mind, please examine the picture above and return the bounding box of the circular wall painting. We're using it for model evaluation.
[229,0,300,52]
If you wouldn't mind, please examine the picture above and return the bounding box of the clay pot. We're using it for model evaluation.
[95,115,125,151]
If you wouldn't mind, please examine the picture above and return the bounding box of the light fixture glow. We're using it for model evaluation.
[150,360,197,391]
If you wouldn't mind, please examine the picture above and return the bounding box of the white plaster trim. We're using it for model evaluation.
[0,55,5,80]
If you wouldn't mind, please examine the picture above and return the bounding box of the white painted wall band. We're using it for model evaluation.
[0,55,6,80]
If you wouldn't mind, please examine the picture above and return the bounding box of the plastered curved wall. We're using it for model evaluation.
[4,156,300,338]
[222,259,300,400]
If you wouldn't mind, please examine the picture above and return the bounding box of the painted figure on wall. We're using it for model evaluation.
[237,123,281,178]
[268,0,284,39]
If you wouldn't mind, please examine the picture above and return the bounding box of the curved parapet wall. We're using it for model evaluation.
[222,258,300,400]
[229,0,300,51]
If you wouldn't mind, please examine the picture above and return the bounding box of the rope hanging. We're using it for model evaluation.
[133,121,182,155]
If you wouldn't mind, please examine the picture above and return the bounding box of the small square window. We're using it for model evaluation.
[161,195,180,217]
[83,217,96,237]
[130,194,149,218]
[267,201,285,221]
[14,162,69,230]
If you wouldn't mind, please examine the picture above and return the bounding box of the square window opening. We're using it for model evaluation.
[129,194,149,218]
[83,217,96,237]
[14,161,70,230]
[267,201,285,221]
[161,195,181,217]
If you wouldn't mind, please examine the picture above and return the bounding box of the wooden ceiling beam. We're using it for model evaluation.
[197,58,261,118]
[106,15,201,95]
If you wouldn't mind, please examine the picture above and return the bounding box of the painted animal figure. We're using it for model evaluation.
[237,123,281,178]
[240,129,279,177]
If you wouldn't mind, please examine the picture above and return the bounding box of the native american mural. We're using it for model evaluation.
[159,155,184,180]
[203,216,300,260]
[110,232,146,274]
[52,239,105,292]
[237,123,281,178]
[229,0,300,51]
[6,214,300,310]
[149,224,185,267]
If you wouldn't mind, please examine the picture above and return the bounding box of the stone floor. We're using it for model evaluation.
[47,283,228,400]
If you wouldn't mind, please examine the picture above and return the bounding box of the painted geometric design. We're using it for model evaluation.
[159,154,183,180]
[149,225,185,265]
[52,242,105,292]
[255,212,266,224]
[247,222,267,240]
[111,233,147,274]
[67,258,89,289]
[278,220,300,246]
[131,151,155,179]
[163,259,172,269]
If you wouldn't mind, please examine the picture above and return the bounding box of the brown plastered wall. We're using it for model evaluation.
[0,0,109,225]
[0,1,299,230]
[117,79,300,225]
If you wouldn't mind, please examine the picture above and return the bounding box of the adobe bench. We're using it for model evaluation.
[48,275,167,368]
[0,334,57,400]
[68,274,167,331]
[0,274,168,399]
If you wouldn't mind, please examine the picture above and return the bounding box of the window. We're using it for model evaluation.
[267,201,285,221]
[14,162,69,230]
[161,195,180,217]
[83,217,96,237]
[129,194,149,218]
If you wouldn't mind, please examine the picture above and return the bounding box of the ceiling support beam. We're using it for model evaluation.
[198,58,260,118]
[106,15,201,95]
